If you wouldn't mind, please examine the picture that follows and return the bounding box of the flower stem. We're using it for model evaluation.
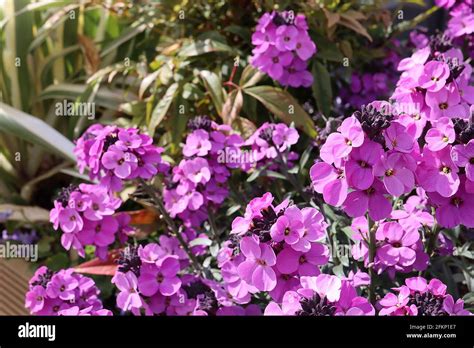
[425,223,440,257]
[367,215,377,305]
[137,178,204,275]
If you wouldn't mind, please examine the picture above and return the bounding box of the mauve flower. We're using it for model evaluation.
[384,122,415,153]
[270,206,303,245]
[272,124,299,151]
[25,286,46,313]
[264,291,302,315]
[443,295,471,315]
[378,286,414,315]
[374,153,415,196]
[113,272,143,311]
[418,61,450,92]
[447,13,474,38]
[180,158,211,185]
[346,140,383,190]
[425,117,455,151]
[451,139,474,181]
[298,274,342,303]
[397,46,430,71]
[138,256,182,297]
[237,236,277,292]
[183,129,212,157]
[101,146,138,179]
[428,178,474,228]
[342,179,392,221]
[275,25,299,51]
[375,222,420,268]
[310,161,348,206]
[417,146,460,197]
[335,281,375,315]
[425,85,470,120]
[319,116,364,164]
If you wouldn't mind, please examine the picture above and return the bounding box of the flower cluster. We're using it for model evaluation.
[25,266,111,316]
[242,122,299,171]
[50,183,132,258]
[113,244,260,315]
[163,116,244,228]
[378,276,470,315]
[251,11,316,87]
[435,0,474,39]
[219,193,329,303]
[351,218,429,278]
[264,274,375,316]
[339,45,401,110]
[74,124,169,192]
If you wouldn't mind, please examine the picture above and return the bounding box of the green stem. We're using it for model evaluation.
[137,178,204,275]
[425,223,440,258]
[391,5,440,37]
[367,215,377,305]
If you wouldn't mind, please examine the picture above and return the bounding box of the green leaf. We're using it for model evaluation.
[0,102,75,161]
[243,86,317,138]
[178,39,234,58]
[148,82,179,137]
[239,65,265,88]
[199,70,225,116]
[312,61,333,117]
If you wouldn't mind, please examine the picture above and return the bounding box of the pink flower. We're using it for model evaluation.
[384,122,415,153]
[451,140,474,181]
[425,117,455,151]
[264,291,302,315]
[425,85,470,120]
[101,146,138,179]
[270,206,303,245]
[443,295,471,315]
[378,286,415,316]
[138,256,182,296]
[319,116,364,164]
[291,207,327,252]
[428,178,474,228]
[397,46,430,71]
[112,272,143,311]
[298,274,342,302]
[375,222,420,268]
[418,61,450,92]
[346,140,383,190]
[342,180,392,221]
[237,236,277,291]
[417,146,460,197]
[374,153,415,196]
[310,162,348,206]
[183,129,212,157]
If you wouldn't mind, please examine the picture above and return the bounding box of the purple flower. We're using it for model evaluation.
[183,129,212,157]
[237,236,277,292]
[418,61,450,92]
[425,117,455,151]
[374,153,415,196]
[113,271,143,311]
[101,146,138,179]
[320,116,364,164]
[417,146,460,197]
[425,85,470,120]
[452,139,474,181]
[342,179,392,221]
[138,256,182,296]
[270,206,303,245]
[310,162,348,206]
[375,222,419,268]
[346,140,383,190]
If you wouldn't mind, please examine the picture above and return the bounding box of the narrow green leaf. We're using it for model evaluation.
[312,61,333,117]
[178,39,234,58]
[200,70,225,116]
[148,82,179,136]
[243,86,317,138]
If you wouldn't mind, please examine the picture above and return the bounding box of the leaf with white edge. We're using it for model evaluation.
[0,103,75,161]
[189,238,212,247]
